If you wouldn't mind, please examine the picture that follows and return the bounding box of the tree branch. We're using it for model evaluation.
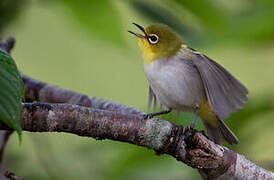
[20,74,274,179]
[1,102,273,179]
[22,74,144,116]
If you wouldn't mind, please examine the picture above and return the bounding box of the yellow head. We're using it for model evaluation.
[129,23,183,64]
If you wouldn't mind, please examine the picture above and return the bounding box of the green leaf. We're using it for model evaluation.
[0,48,24,141]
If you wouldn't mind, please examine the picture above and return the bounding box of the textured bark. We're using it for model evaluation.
[1,103,273,179]
[22,74,144,116]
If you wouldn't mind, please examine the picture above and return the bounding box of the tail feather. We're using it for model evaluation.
[204,122,222,144]
[203,117,238,145]
[217,117,239,145]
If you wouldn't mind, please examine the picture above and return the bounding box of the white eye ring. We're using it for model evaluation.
[148,34,159,44]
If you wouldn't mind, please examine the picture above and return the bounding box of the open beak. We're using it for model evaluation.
[128,23,146,38]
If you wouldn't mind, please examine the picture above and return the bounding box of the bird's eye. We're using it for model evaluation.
[148,34,159,44]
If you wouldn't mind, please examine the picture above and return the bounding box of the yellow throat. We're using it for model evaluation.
[129,23,183,64]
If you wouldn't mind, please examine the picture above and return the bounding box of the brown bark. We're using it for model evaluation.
[1,102,273,179]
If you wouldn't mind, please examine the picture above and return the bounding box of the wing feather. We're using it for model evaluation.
[191,53,248,119]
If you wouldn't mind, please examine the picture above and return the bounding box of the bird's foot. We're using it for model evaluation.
[184,126,195,140]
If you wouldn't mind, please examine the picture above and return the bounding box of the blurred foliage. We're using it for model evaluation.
[48,0,274,46]
[174,0,227,31]
[129,0,274,45]
[54,0,125,46]
[1,0,274,179]
[0,0,25,34]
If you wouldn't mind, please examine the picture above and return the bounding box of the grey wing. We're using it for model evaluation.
[192,53,248,119]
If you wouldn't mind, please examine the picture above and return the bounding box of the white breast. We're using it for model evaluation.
[143,55,205,112]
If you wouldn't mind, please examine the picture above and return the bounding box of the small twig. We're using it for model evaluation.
[4,171,23,180]
[0,131,13,165]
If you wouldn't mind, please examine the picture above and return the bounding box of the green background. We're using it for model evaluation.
[1,0,274,179]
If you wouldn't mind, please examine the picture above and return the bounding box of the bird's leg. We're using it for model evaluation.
[190,106,199,128]
[143,109,172,120]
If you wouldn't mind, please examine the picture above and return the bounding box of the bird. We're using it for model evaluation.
[128,23,248,145]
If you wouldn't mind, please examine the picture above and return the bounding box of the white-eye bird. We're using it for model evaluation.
[129,23,248,145]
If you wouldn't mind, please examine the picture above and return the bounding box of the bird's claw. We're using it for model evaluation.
[184,126,195,140]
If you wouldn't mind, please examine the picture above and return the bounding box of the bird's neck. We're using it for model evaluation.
[141,43,184,64]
